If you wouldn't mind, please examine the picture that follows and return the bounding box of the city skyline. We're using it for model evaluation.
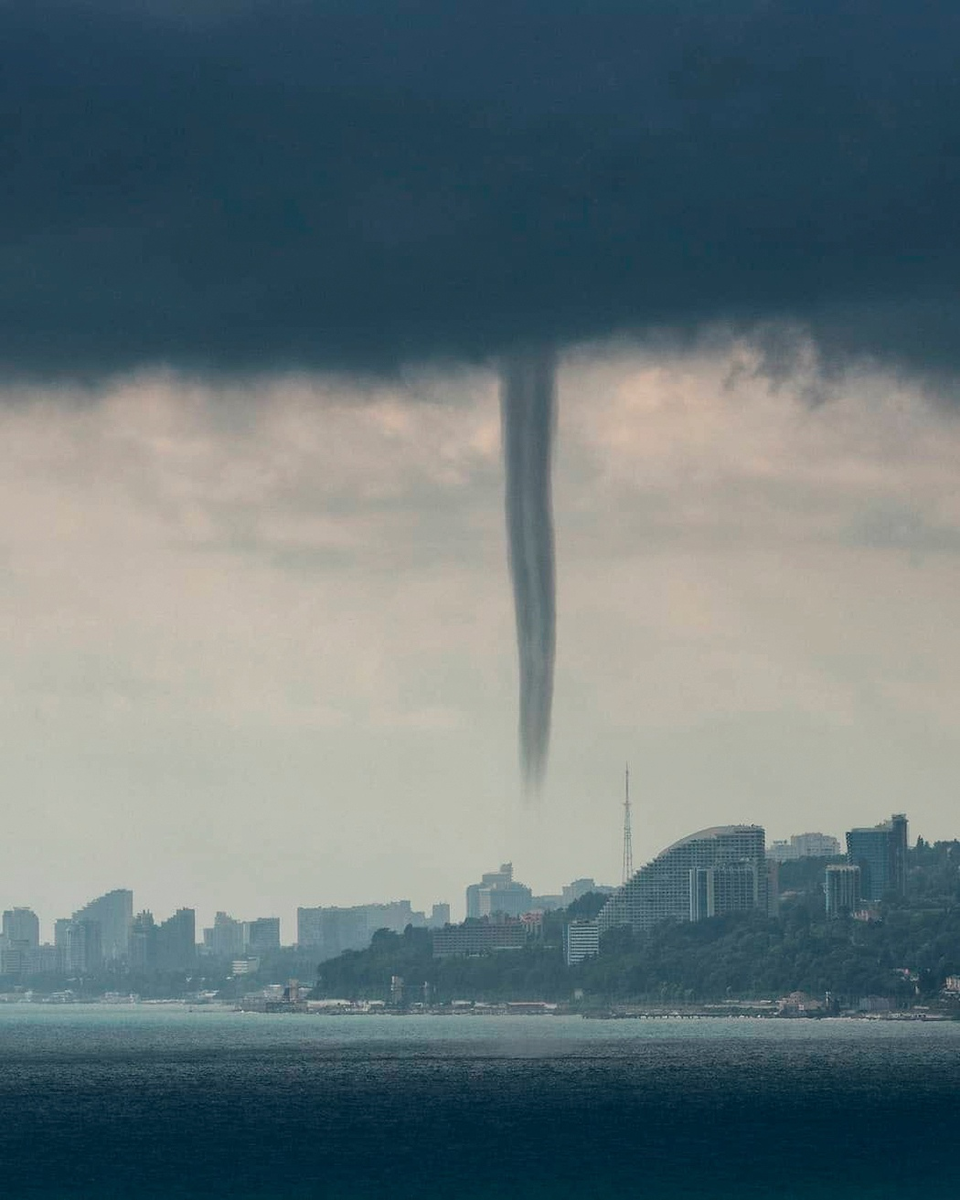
[1,808,909,948]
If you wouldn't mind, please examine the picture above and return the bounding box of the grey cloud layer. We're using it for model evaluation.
[3,1,959,377]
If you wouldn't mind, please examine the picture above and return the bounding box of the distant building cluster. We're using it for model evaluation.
[767,832,841,862]
[465,864,533,920]
[296,900,449,961]
[821,813,908,917]
[1,889,134,977]
[0,811,913,982]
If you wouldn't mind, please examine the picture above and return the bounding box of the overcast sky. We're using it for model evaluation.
[4,340,960,937]
[3,2,960,938]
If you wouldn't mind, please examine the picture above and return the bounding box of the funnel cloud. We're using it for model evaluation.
[501,350,557,790]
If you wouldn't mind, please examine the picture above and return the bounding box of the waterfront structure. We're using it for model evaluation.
[72,889,133,961]
[465,863,533,919]
[825,864,861,917]
[2,907,40,948]
[563,919,600,966]
[768,832,841,862]
[598,825,770,936]
[432,917,529,958]
[846,814,908,902]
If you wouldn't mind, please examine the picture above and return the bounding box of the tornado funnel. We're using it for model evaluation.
[500,348,557,791]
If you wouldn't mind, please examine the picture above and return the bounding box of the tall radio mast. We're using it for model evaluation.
[622,764,634,884]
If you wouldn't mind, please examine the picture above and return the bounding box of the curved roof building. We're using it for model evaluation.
[597,824,768,935]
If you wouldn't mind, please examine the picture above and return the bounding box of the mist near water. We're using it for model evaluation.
[500,349,557,791]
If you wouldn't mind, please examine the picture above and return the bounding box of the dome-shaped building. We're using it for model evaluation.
[597,824,770,935]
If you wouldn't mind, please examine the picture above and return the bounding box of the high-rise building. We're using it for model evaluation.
[598,825,770,936]
[2,908,40,949]
[563,919,600,966]
[429,904,451,928]
[66,920,103,974]
[203,912,244,959]
[246,917,281,953]
[846,814,908,902]
[0,939,29,975]
[34,944,63,974]
[689,861,766,921]
[297,901,430,958]
[155,908,196,972]
[129,911,157,972]
[825,864,861,917]
[298,906,367,956]
[465,863,533,919]
[72,889,133,961]
[466,864,514,918]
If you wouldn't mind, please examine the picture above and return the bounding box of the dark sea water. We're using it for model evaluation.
[1,1008,958,1199]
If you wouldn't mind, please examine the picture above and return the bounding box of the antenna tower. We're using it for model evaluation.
[622,764,634,884]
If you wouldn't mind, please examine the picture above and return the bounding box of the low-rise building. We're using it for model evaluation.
[432,918,528,958]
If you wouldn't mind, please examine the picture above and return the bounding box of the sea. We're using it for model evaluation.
[1,1007,958,1199]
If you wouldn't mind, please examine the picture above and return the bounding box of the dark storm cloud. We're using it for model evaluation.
[2,0,959,378]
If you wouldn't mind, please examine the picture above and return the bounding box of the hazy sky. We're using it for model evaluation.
[3,2,960,939]
[4,340,960,937]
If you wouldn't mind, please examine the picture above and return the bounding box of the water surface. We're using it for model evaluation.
[2,1008,957,1198]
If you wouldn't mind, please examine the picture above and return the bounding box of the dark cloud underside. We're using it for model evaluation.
[3,1,959,377]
